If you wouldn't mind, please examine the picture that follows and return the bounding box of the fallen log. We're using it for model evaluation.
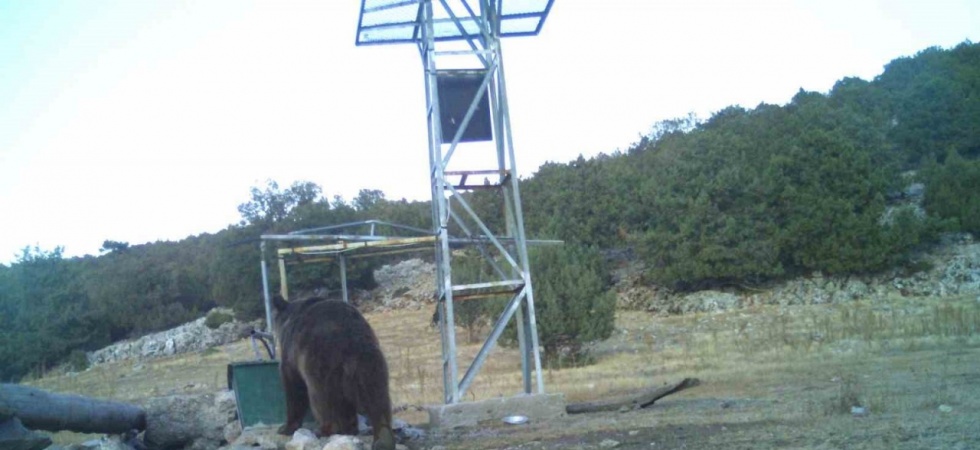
[0,398,13,421]
[565,377,700,414]
[0,384,146,434]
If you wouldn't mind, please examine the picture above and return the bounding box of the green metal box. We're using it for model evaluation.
[227,361,313,428]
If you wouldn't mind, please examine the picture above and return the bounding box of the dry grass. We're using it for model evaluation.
[29,293,980,445]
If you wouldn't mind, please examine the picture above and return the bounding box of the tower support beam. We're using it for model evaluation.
[357,0,555,405]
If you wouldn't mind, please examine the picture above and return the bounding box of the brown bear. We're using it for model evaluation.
[272,295,395,450]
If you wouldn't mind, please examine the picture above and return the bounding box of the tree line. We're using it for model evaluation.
[2,42,979,381]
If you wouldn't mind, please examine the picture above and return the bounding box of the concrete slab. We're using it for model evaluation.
[426,393,566,429]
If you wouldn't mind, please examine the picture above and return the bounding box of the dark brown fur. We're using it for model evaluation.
[272,296,395,450]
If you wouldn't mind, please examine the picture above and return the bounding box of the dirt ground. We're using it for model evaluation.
[407,345,980,449]
[410,387,978,449]
[399,294,980,450]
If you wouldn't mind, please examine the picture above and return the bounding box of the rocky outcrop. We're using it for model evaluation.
[371,259,436,311]
[87,309,259,367]
[617,235,980,314]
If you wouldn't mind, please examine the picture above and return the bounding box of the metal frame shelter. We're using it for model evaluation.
[259,220,434,328]
[355,0,555,404]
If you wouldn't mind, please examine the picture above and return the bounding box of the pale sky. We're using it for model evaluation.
[1,0,977,264]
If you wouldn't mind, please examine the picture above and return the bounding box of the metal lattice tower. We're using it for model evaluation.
[356,0,555,404]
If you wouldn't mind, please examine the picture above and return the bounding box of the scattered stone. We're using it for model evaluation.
[628,430,640,436]
[599,439,620,448]
[392,418,425,441]
[322,434,366,450]
[223,420,243,444]
[689,290,739,312]
[214,390,238,423]
[285,429,318,450]
[850,406,869,417]
[72,436,131,450]
[938,404,954,413]
[233,426,287,450]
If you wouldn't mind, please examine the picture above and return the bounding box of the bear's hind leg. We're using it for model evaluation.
[309,384,357,437]
[330,401,358,436]
[278,367,309,435]
[355,375,394,449]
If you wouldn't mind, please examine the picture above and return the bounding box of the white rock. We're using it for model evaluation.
[599,439,620,448]
[214,389,238,421]
[322,435,366,450]
[223,421,243,444]
[234,426,286,450]
[285,429,319,450]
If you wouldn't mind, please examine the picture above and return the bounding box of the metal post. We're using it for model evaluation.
[278,258,289,300]
[496,40,546,394]
[479,10,532,393]
[422,0,461,404]
[260,241,273,333]
[339,254,349,303]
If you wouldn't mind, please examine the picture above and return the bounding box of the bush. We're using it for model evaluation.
[922,150,980,235]
[636,94,934,288]
[450,253,505,343]
[442,246,617,364]
[522,245,616,368]
[205,310,235,329]
[67,349,89,372]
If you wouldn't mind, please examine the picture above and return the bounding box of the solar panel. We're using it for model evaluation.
[356,0,554,45]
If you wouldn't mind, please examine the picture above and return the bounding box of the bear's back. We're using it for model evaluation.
[279,298,381,360]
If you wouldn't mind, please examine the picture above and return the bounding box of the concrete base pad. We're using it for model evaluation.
[426,393,567,429]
